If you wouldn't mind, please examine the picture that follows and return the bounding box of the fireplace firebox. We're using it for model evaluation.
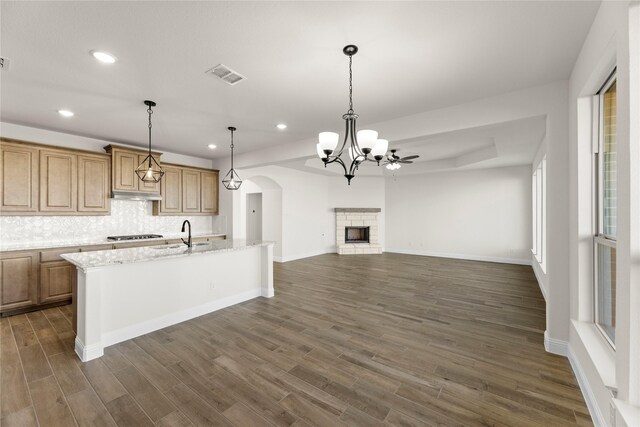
[345,226,370,243]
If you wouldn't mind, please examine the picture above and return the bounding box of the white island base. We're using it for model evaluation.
[63,240,274,362]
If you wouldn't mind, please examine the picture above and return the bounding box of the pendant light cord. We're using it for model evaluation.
[230,128,235,170]
[147,105,153,166]
[348,55,354,115]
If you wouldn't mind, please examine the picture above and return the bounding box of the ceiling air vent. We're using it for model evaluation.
[0,57,10,70]
[206,64,246,86]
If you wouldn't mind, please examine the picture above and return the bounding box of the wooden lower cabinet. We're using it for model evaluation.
[40,261,75,304]
[0,251,38,312]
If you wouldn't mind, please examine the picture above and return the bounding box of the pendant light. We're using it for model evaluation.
[135,100,165,183]
[317,45,388,185]
[222,126,243,190]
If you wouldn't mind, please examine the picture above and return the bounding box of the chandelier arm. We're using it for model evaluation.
[328,155,348,176]
[349,117,366,158]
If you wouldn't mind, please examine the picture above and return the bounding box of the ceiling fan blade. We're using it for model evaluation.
[400,155,419,161]
[398,160,413,164]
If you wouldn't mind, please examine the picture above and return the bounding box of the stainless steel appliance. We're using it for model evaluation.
[107,234,163,241]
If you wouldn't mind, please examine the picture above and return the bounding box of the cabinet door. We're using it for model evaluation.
[0,144,39,213]
[0,252,38,312]
[138,154,161,194]
[39,261,74,304]
[182,169,201,213]
[78,155,110,213]
[40,150,77,212]
[200,171,218,214]
[158,166,182,213]
[112,150,138,192]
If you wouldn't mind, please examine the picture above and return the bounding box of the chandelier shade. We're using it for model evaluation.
[317,45,388,184]
[222,126,243,190]
[135,100,165,183]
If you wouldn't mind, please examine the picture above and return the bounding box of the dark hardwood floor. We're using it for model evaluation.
[1,253,592,426]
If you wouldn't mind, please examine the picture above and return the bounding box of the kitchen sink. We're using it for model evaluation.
[192,242,210,246]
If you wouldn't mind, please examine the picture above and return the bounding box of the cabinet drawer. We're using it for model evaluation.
[80,244,114,252]
[113,241,159,249]
[40,247,81,263]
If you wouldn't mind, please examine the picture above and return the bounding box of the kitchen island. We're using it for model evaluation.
[62,239,274,362]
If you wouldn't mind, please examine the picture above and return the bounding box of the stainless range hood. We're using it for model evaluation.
[111,191,162,201]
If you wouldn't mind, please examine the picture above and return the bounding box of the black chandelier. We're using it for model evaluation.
[316,45,388,185]
[222,126,242,190]
[135,100,165,183]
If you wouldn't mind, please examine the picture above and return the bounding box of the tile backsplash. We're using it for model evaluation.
[0,200,226,245]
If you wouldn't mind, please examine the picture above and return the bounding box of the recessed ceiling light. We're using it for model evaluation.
[58,109,74,117]
[276,123,287,130]
[91,50,117,64]
[208,144,217,150]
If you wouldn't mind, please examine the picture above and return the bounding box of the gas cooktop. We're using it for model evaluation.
[107,234,163,241]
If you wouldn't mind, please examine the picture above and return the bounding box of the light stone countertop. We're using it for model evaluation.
[62,239,273,272]
[0,233,226,252]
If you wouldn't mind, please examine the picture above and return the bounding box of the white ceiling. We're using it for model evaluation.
[1,1,598,168]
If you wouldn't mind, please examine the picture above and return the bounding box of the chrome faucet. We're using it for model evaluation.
[181,220,192,247]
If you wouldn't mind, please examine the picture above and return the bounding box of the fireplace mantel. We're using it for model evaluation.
[335,208,381,213]
[335,208,382,255]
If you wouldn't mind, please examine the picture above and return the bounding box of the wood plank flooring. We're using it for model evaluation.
[0,253,592,426]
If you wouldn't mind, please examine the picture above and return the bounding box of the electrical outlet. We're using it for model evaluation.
[610,401,616,426]
[209,282,216,290]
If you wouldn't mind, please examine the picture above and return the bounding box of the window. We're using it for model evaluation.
[532,156,546,272]
[594,71,617,346]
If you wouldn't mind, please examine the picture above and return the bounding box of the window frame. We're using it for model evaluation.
[593,68,617,349]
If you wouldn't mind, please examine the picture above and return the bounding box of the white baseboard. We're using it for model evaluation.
[544,330,568,356]
[75,337,103,362]
[568,345,607,427]
[101,288,262,349]
[385,248,531,265]
[531,260,548,301]
[275,249,330,263]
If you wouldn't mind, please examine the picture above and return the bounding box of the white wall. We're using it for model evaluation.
[567,1,640,425]
[385,166,531,264]
[227,165,330,262]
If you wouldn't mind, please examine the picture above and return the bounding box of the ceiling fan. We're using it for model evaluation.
[383,149,419,170]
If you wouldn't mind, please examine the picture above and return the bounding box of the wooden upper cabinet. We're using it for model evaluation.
[201,170,218,214]
[182,169,201,213]
[0,251,38,312]
[78,154,110,213]
[1,139,110,216]
[105,145,162,194]
[0,143,39,213]
[39,150,77,212]
[138,154,160,193]
[156,166,182,214]
[154,164,218,216]
[112,149,138,192]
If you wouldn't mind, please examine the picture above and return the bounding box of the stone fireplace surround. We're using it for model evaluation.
[335,208,382,255]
